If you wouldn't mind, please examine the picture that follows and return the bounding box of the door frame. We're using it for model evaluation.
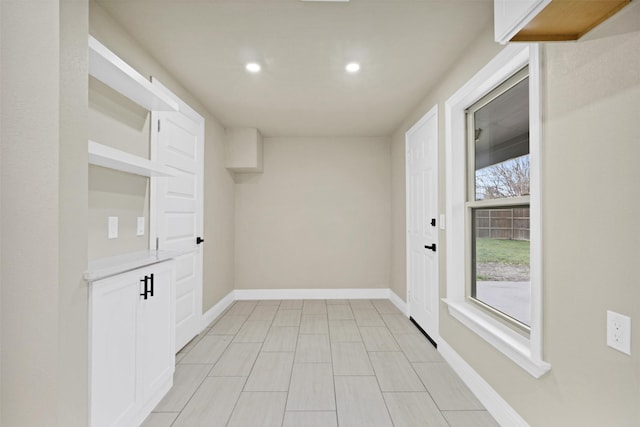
[405,104,440,344]
[149,77,205,336]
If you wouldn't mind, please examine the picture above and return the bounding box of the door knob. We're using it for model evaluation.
[425,244,436,252]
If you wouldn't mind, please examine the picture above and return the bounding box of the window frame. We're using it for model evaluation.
[466,66,531,332]
[443,44,550,378]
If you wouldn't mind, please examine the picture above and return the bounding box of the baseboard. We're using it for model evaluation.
[200,290,235,330]
[388,289,408,315]
[438,340,530,427]
[234,288,391,300]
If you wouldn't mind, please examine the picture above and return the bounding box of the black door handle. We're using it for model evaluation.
[430,218,436,227]
[140,276,149,300]
[425,244,436,252]
[149,273,154,297]
[196,236,204,245]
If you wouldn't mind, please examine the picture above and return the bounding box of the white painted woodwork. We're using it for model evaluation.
[443,44,550,378]
[494,0,552,43]
[225,128,264,173]
[406,105,439,342]
[88,260,175,427]
[88,35,179,112]
[151,91,204,352]
[88,141,175,177]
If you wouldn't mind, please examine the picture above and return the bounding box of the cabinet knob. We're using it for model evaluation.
[196,236,204,245]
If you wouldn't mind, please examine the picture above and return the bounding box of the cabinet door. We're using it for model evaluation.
[138,261,176,406]
[90,272,140,427]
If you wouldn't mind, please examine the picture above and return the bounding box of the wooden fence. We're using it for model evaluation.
[475,207,530,241]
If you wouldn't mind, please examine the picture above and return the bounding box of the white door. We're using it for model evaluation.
[406,105,439,344]
[152,93,204,352]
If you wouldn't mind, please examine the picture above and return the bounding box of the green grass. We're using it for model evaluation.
[475,238,530,265]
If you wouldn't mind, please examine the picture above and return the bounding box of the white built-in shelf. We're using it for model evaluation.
[88,140,175,177]
[88,35,179,112]
[84,250,182,282]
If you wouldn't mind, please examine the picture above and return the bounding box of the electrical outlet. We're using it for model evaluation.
[136,217,145,236]
[607,310,631,355]
[108,216,118,239]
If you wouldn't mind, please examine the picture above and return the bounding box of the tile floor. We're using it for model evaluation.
[142,299,500,427]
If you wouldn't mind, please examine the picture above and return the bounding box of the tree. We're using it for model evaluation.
[476,155,529,200]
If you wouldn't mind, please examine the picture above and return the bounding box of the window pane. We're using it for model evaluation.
[472,206,530,326]
[474,77,529,201]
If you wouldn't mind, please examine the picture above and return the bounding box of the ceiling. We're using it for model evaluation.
[95,0,494,137]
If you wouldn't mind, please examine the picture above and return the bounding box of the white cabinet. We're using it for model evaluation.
[89,260,175,427]
[494,0,551,43]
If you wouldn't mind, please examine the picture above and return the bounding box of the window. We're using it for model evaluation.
[444,44,550,378]
[467,67,531,330]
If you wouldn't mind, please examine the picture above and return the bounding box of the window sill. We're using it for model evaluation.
[443,298,551,378]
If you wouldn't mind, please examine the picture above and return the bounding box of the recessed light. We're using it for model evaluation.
[246,62,261,73]
[345,62,360,73]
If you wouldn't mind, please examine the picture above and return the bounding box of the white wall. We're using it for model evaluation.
[391,6,640,425]
[1,0,89,425]
[235,137,391,290]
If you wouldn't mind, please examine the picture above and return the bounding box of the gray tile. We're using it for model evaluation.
[331,342,373,376]
[349,300,375,310]
[262,326,298,352]
[227,392,287,427]
[334,376,393,427]
[369,352,425,391]
[295,334,331,363]
[327,304,354,320]
[208,315,248,335]
[394,333,442,362]
[209,343,261,377]
[154,364,211,412]
[248,305,278,321]
[257,300,281,306]
[283,411,337,427]
[287,363,335,410]
[300,314,329,334]
[171,377,245,427]
[226,301,258,316]
[244,352,294,391]
[359,327,400,351]
[141,412,178,427]
[371,299,401,314]
[381,314,420,335]
[272,309,301,326]
[413,362,485,410]
[279,300,303,309]
[176,331,206,356]
[179,335,233,364]
[303,300,327,314]
[443,410,501,427]
[353,308,385,326]
[329,320,362,342]
[326,299,349,305]
[383,392,449,427]
[233,320,271,343]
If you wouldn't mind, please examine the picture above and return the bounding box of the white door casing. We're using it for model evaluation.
[406,105,439,344]
[150,79,205,352]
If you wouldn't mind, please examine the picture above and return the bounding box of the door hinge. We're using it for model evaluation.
[157,120,161,132]
[155,237,159,251]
